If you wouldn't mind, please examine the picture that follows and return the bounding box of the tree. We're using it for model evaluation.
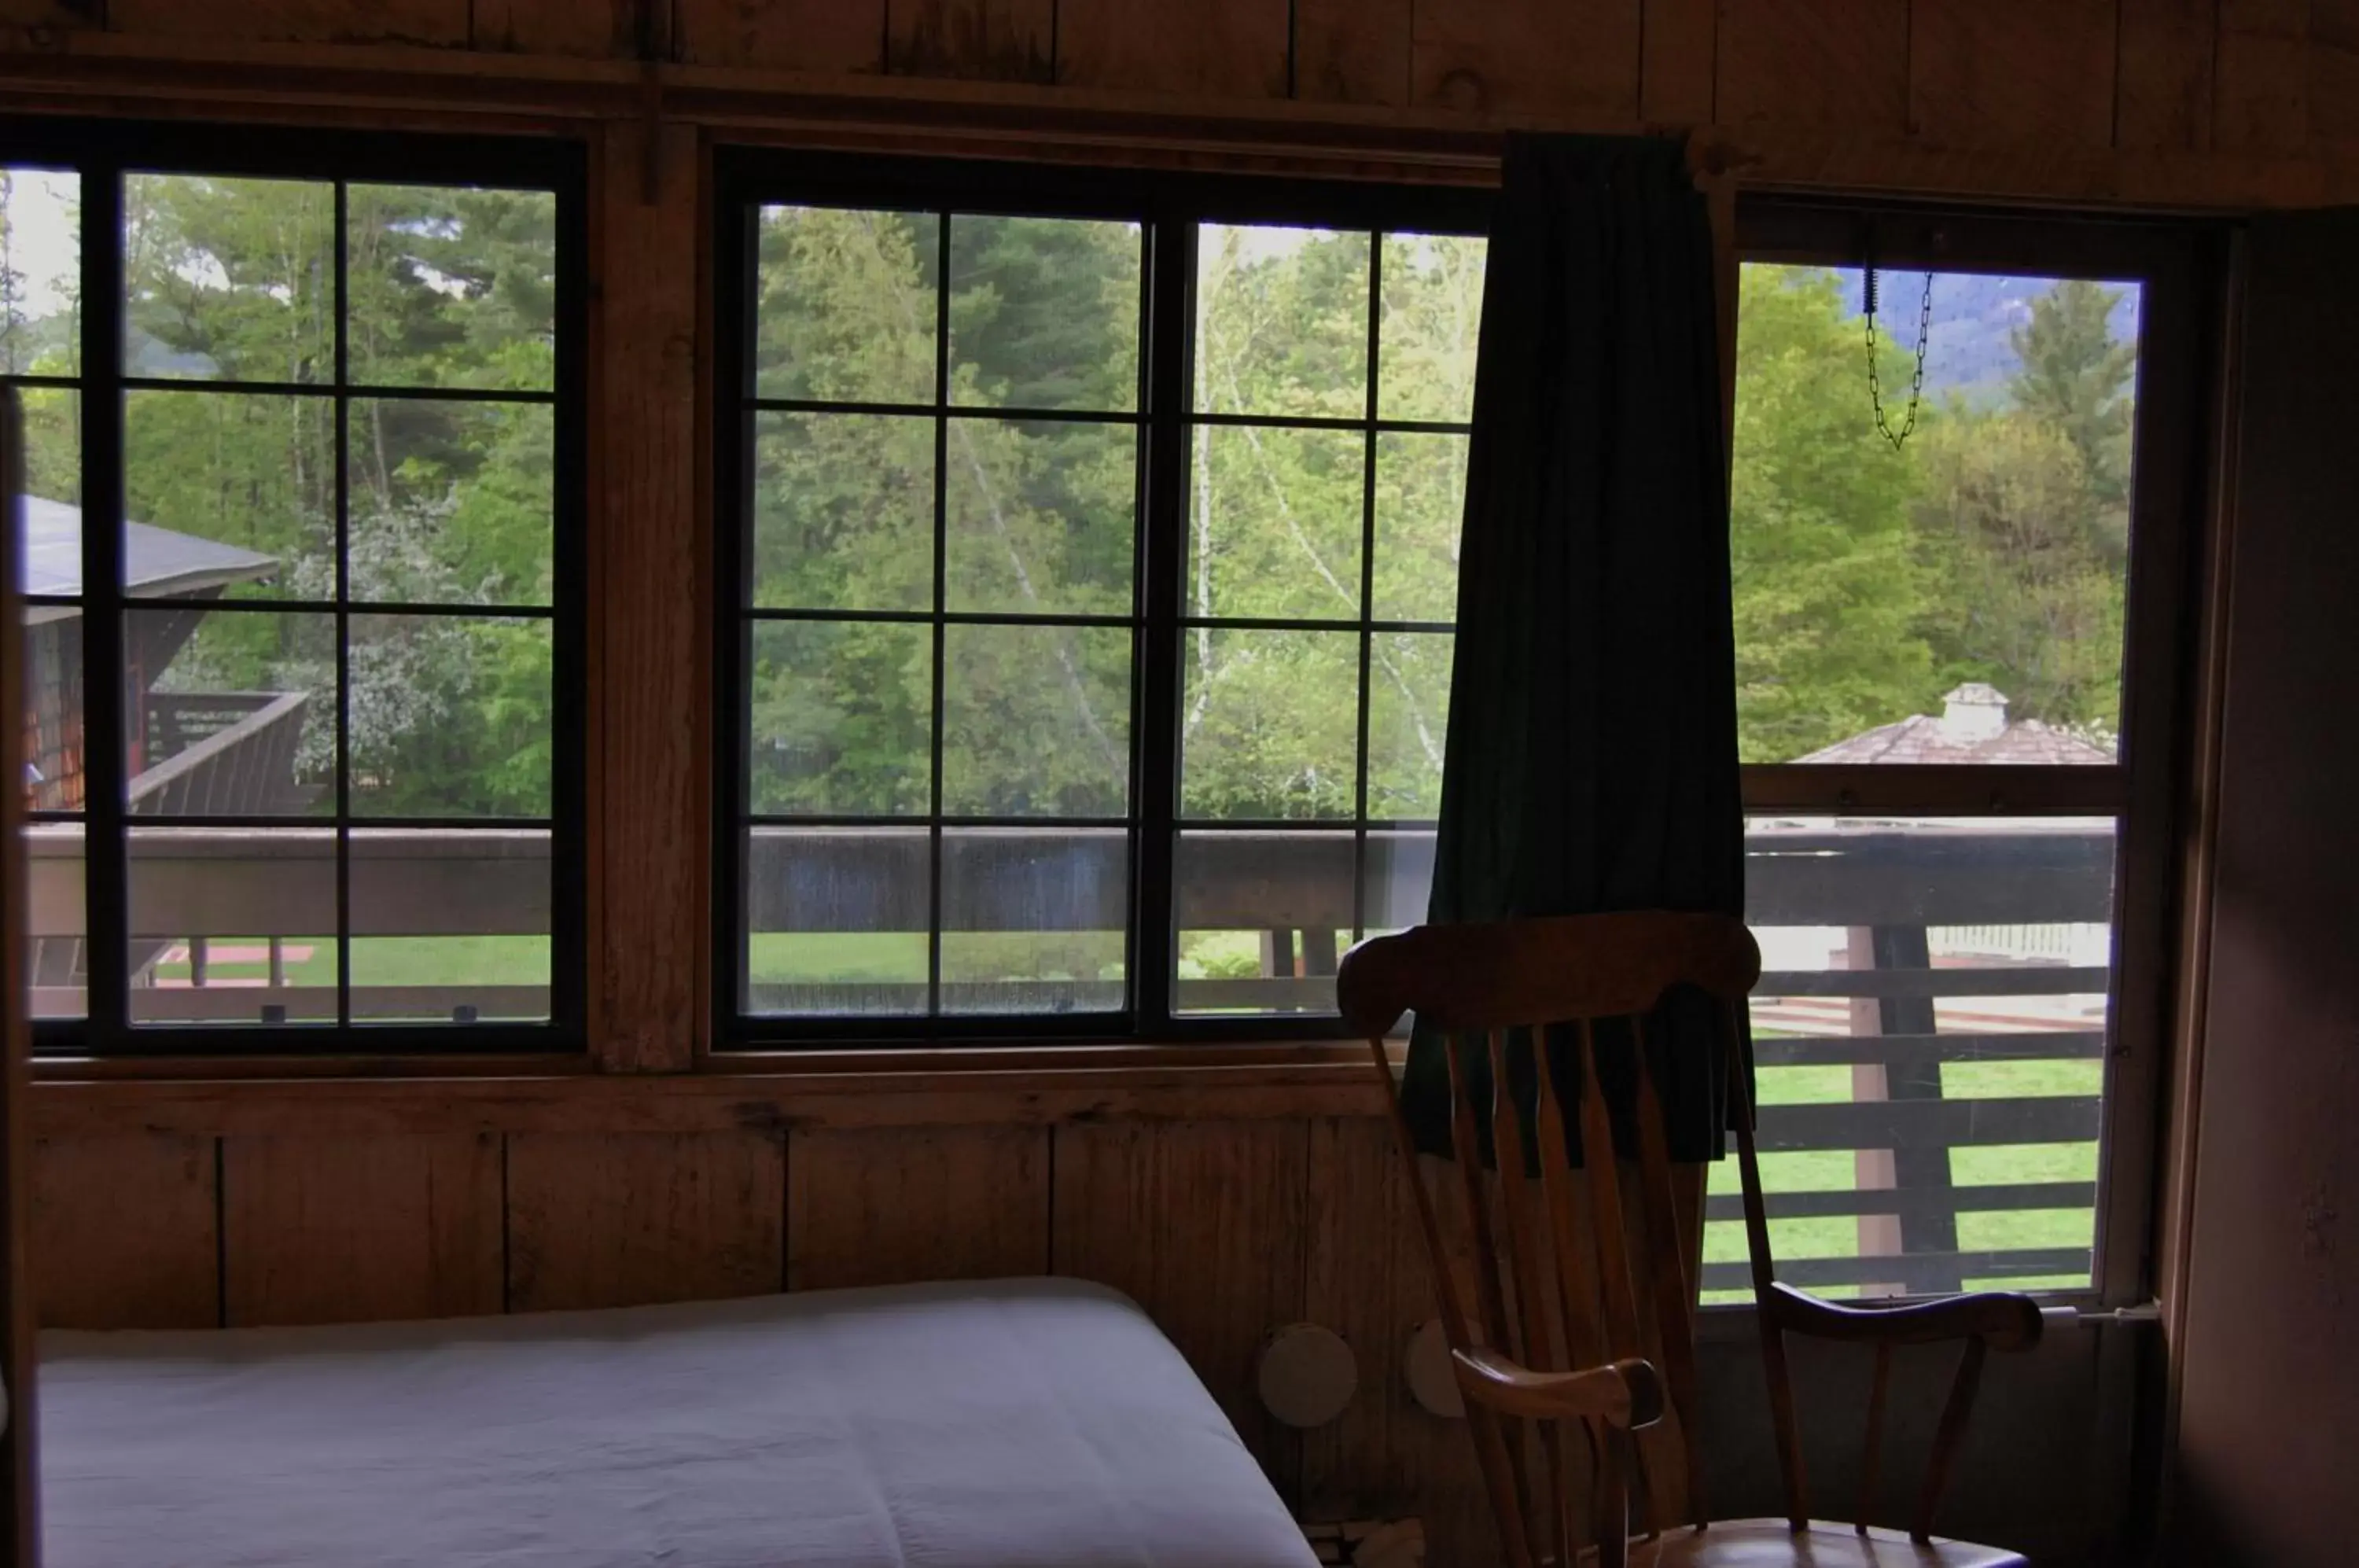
[1727,266,1939,762]
[2008,278,2136,560]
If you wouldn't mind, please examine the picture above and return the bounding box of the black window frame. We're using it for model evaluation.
[712,151,1491,1049]
[2,116,591,1058]
[1725,197,2221,1309]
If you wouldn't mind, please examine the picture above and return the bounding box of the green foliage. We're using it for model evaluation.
[1733,267,2136,756]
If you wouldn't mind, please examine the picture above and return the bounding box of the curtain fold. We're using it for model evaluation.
[1402,132,1745,1168]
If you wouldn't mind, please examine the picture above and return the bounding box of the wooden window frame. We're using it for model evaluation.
[710,151,1492,1051]
[1731,196,2224,1308]
[1,116,591,1058]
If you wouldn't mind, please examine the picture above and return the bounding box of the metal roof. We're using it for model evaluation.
[18,495,281,606]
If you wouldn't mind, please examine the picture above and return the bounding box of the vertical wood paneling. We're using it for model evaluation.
[2216,0,2313,153]
[1908,0,2118,147]
[593,120,701,1074]
[470,0,624,56]
[1292,0,1413,106]
[1301,1120,1500,1563]
[1054,0,1290,99]
[1641,0,1718,123]
[223,1134,502,1327]
[1411,0,1644,119]
[107,0,471,44]
[888,0,1053,83]
[1052,1119,1309,1493]
[1714,0,1908,132]
[2313,1,2359,151]
[32,1135,220,1331]
[2116,0,2217,151]
[787,1125,1050,1290]
[675,0,886,72]
[507,1130,786,1311]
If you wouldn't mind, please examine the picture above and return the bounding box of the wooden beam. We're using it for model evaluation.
[592,116,703,1074]
[674,0,887,72]
[107,0,471,46]
[2315,0,2359,153]
[1714,0,1907,133]
[1411,0,1643,120]
[31,1060,1386,1137]
[888,0,1053,83]
[32,1135,220,1331]
[1291,0,1412,107]
[222,1134,502,1326]
[2116,0,2217,153]
[1908,0,2118,149]
[786,1125,1050,1289]
[0,0,100,31]
[506,1130,786,1309]
[1640,0,1717,124]
[1054,0,1290,99]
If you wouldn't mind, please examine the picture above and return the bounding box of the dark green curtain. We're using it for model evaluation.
[1402,133,1745,1168]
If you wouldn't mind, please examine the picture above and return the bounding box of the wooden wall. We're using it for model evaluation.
[6,2,2353,1564]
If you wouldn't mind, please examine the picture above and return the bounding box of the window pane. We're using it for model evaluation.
[1371,430,1464,623]
[347,184,556,392]
[348,614,550,818]
[18,386,79,511]
[1194,225,1370,420]
[1367,631,1452,819]
[128,609,333,818]
[1181,628,1358,820]
[124,389,331,598]
[751,410,933,613]
[941,624,1130,818]
[754,205,938,405]
[1703,814,2117,1300]
[128,825,337,1025]
[744,824,928,1015]
[946,418,1135,617]
[941,827,1126,1014]
[1186,424,1363,622]
[25,821,83,1020]
[1732,265,2139,764]
[1360,827,1435,936]
[349,397,553,605]
[1175,829,1350,1015]
[948,215,1139,413]
[123,175,333,384]
[748,620,931,815]
[1378,232,1485,424]
[350,826,548,1022]
[2,166,80,377]
[22,612,84,811]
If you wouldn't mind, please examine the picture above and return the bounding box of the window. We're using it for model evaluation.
[4,122,586,1052]
[715,159,1488,1041]
[1712,204,2208,1302]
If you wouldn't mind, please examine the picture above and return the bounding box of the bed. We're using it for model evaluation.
[39,1276,1321,1568]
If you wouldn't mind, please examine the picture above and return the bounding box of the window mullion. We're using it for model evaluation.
[82,160,129,1044]
[1133,210,1196,1032]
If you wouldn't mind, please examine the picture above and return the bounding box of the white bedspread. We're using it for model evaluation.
[40,1277,1319,1568]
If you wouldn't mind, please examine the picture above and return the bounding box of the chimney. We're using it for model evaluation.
[1940,683,2009,743]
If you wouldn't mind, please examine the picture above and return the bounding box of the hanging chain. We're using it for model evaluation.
[1864,264,1936,451]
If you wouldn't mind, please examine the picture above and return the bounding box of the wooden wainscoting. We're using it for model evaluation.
[25,1069,1496,1558]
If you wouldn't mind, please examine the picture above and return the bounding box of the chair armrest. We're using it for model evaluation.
[1451,1347,1666,1428]
[1761,1281,2044,1352]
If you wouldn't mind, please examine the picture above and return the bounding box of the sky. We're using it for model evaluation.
[0,168,80,322]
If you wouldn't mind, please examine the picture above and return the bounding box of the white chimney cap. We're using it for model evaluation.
[1941,683,2010,742]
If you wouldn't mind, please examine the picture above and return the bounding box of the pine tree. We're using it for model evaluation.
[2008,279,2136,559]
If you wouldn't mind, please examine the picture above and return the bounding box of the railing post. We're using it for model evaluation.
[1872,922,1962,1295]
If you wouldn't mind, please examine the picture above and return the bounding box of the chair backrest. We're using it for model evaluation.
[1338,911,1760,1568]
